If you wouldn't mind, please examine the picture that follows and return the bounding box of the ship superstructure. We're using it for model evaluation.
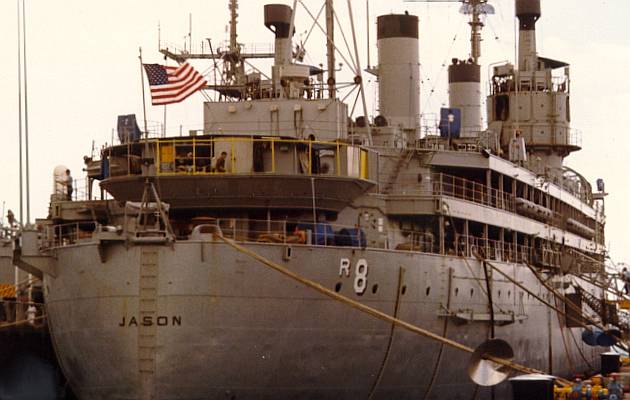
[8,0,622,399]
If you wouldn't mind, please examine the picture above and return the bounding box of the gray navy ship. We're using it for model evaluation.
[3,0,621,399]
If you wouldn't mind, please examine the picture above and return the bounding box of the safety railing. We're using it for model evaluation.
[192,218,376,248]
[387,173,516,213]
[160,41,275,59]
[0,299,45,327]
[41,216,569,270]
[1,226,19,240]
[43,222,98,249]
[446,234,561,268]
[153,137,372,179]
[52,177,108,202]
[552,76,569,93]
[435,173,516,213]
[567,128,582,148]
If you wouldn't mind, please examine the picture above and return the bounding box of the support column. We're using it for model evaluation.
[485,170,492,206]
[513,231,518,263]
[464,219,470,257]
[439,216,445,255]
[499,227,505,261]
[483,224,489,258]
[498,174,504,209]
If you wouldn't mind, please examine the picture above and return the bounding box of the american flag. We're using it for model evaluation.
[143,62,207,105]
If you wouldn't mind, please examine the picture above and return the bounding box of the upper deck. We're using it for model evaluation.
[94,136,377,212]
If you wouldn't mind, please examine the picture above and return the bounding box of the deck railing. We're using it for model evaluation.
[446,234,561,267]
[43,222,98,249]
[434,173,516,213]
[387,173,517,213]
[107,137,373,181]
[40,217,563,270]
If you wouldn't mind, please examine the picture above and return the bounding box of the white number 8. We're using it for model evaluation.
[354,259,368,294]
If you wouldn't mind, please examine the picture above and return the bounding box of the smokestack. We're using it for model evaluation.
[515,0,541,71]
[264,4,293,66]
[376,13,420,131]
[448,59,482,136]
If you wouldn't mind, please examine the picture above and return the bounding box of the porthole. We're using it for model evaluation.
[498,290,502,298]
[335,282,342,293]
[455,288,459,297]
[372,284,379,294]
[470,288,474,298]
[426,287,431,296]
[401,285,407,295]
[508,290,511,299]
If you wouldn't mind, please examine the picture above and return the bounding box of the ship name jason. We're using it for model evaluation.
[118,316,183,327]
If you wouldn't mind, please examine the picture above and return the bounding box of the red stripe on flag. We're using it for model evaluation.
[146,62,206,105]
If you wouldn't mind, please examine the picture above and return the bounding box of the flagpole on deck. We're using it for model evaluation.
[139,47,149,139]
[17,0,24,227]
[163,55,167,137]
[22,0,30,225]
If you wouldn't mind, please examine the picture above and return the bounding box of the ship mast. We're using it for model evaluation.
[229,0,238,53]
[468,0,484,64]
[325,0,335,98]
[405,0,493,136]
[403,0,494,63]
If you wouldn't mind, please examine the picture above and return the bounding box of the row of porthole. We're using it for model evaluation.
[333,283,554,302]
[333,282,409,296]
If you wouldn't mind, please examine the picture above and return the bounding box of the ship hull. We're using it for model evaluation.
[44,241,603,399]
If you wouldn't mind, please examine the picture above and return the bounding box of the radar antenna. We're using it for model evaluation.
[160,0,275,99]
[403,0,495,63]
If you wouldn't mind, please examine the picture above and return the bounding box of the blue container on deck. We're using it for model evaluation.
[335,228,367,247]
[439,107,461,138]
[297,222,335,246]
[582,329,604,346]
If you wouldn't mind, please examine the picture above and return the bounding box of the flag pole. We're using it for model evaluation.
[23,0,31,225]
[160,23,167,137]
[17,0,24,227]
[139,47,149,139]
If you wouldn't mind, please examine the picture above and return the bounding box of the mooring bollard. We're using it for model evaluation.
[509,374,555,400]
[601,352,621,376]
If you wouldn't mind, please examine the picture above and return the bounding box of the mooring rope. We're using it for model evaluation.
[471,253,577,326]
[553,294,577,375]
[523,261,604,330]
[214,234,571,386]
[477,255,629,352]
[0,314,46,330]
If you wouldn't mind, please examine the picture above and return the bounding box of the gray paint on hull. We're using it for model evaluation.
[43,242,602,400]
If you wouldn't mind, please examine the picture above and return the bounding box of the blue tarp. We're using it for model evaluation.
[297,222,335,245]
[335,228,367,247]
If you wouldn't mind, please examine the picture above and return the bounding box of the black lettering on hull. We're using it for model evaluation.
[118,316,183,327]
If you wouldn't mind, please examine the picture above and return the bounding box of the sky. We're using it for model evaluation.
[0,0,629,263]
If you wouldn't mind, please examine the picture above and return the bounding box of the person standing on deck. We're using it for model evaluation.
[65,169,73,200]
[214,152,228,173]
